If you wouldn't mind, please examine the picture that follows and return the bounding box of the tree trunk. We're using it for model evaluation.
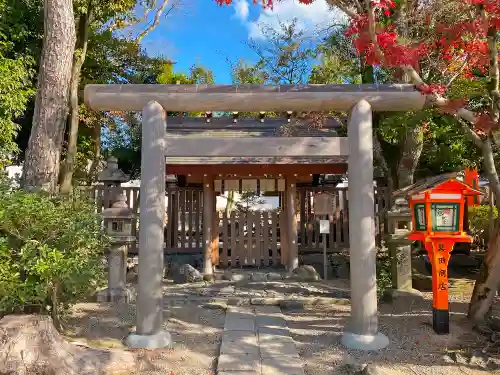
[468,223,500,325]
[397,123,424,188]
[468,137,500,324]
[60,9,92,194]
[372,114,394,198]
[0,315,135,375]
[86,122,101,185]
[21,0,76,193]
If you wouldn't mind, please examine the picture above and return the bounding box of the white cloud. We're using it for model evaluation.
[247,0,346,40]
[233,0,250,22]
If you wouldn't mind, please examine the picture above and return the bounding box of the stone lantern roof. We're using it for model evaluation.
[98,156,129,184]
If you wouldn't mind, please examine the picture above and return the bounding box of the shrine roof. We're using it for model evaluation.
[165,116,344,165]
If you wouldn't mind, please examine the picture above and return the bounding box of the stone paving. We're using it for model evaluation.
[160,269,351,308]
[218,305,305,375]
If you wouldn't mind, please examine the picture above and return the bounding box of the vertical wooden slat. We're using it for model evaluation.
[202,177,215,274]
[211,193,219,266]
[263,211,270,266]
[329,213,334,251]
[342,188,349,245]
[255,211,261,266]
[179,190,186,249]
[165,189,172,248]
[299,190,306,249]
[240,211,247,265]
[174,191,180,248]
[306,192,314,249]
[271,211,278,264]
[247,211,253,265]
[188,190,193,249]
[314,215,320,250]
[335,191,341,248]
[221,210,229,266]
[195,190,201,249]
[286,179,298,270]
[230,211,237,266]
[280,195,288,266]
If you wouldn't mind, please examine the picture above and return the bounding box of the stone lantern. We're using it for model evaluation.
[97,191,136,302]
[385,197,423,301]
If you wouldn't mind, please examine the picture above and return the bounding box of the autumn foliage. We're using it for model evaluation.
[216,0,500,134]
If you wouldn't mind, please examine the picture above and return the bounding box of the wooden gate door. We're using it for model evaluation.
[219,210,280,267]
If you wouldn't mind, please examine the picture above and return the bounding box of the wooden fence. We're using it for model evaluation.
[91,184,390,265]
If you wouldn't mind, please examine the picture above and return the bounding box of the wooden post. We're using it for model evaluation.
[170,191,178,248]
[280,193,289,267]
[211,192,220,267]
[286,176,298,273]
[203,176,215,278]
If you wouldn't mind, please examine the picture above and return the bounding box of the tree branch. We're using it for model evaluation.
[325,0,358,19]
[457,117,484,149]
[487,28,499,120]
[135,0,174,42]
[445,58,468,88]
[108,1,156,31]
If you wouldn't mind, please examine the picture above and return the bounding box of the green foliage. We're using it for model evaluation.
[247,18,314,84]
[376,251,393,299]
[468,205,498,244]
[0,0,39,167]
[0,178,107,320]
[310,25,361,84]
[377,109,480,180]
[231,59,267,84]
[0,52,34,167]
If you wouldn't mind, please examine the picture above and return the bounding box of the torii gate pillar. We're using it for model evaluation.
[126,101,172,349]
[341,100,389,350]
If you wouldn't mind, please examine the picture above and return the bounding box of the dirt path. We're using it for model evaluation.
[65,302,225,375]
[285,297,499,375]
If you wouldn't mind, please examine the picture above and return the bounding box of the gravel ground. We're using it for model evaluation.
[65,302,225,375]
[284,294,499,375]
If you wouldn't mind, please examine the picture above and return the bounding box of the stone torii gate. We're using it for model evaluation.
[84,83,426,351]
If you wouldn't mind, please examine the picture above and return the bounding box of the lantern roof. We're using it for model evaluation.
[425,179,483,196]
[407,178,482,200]
[393,173,483,199]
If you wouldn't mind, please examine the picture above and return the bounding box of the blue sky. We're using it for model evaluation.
[138,0,343,83]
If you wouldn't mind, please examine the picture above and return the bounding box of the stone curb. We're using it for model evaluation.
[162,296,351,308]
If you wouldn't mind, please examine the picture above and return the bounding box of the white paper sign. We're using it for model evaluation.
[319,220,330,234]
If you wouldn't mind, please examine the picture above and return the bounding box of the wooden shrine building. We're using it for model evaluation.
[163,115,348,268]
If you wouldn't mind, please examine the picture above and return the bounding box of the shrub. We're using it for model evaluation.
[468,204,498,246]
[0,177,107,329]
[376,250,392,299]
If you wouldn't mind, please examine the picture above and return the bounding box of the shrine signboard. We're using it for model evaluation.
[313,192,335,216]
[408,179,482,334]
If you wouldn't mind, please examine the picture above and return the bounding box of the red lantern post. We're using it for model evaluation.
[408,179,482,334]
